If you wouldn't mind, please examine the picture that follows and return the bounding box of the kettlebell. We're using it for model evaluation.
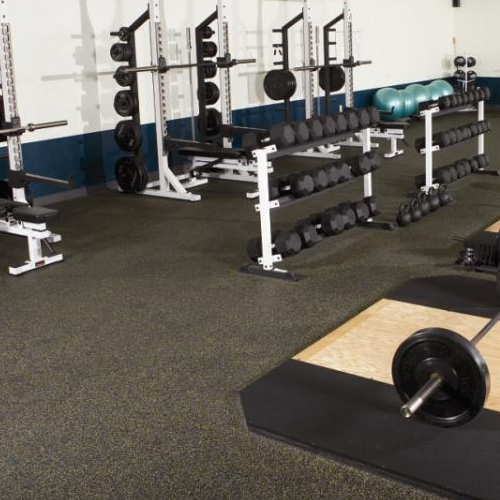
[427,188,441,212]
[417,191,431,216]
[396,203,412,227]
[409,199,422,222]
[438,185,452,206]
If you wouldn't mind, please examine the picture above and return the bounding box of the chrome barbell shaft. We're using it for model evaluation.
[0,120,68,135]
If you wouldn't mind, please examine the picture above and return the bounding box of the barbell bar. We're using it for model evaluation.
[0,120,68,136]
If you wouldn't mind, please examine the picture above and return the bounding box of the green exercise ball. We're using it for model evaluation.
[430,79,454,96]
[406,84,431,106]
[427,82,443,101]
[373,87,405,121]
[399,89,417,117]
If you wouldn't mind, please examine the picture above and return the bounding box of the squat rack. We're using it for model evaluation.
[0,0,70,275]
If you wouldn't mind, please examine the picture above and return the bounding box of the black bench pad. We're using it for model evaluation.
[12,206,59,223]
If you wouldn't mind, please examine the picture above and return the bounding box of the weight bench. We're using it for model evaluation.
[0,198,63,276]
[371,119,410,159]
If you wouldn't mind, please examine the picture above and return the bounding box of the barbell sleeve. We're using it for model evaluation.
[400,373,444,419]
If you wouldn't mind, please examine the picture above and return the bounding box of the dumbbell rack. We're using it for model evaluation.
[241,127,393,281]
[455,54,476,94]
[418,97,498,192]
[0,0,67,275]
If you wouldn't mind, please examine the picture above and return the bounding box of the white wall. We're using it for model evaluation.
[8,0,456,144]
[454,0,500,77]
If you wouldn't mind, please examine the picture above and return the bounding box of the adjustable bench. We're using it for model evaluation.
[0,198,63,276]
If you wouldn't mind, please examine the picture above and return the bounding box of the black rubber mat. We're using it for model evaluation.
[241,276,500,500]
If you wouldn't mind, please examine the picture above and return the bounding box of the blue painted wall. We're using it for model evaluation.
[2,76,498,199]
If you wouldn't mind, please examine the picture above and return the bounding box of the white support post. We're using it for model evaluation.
[217,0,232,149]
[424,110,434,190]
[361,128,373,198]
[478,99,485,156]
[343,0,354,109]
[255,148,278,271]
[140,0,203,201]
[302,0,314,119]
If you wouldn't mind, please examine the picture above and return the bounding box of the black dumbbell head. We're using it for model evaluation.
[333,113,348,134]
[355,109,371,129]
[363,196,381,217]
[292,122,310,144]
[306,118,324,140]
[366,107,380,125]
[320,209,346,236]
[343,110,360,131]
[469,158,480,172]
[311,167,329,192]
[351,201,370,223]
[295,220,321,248]
[270,123,296,149]
[289,172,315,198]
[274,230,302,258]
[337,203,357,229]
[366,151,382,171]
[349,154,372,176]
[320,116,337,136]
[435,167,453,185]
[336,160,352,183]
[448,164,458,182]
[324,164,340,187]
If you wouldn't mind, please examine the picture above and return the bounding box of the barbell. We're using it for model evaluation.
[392,268,500,427]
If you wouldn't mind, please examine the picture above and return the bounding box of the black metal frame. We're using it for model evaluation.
[111,10,149,175]
[272,12,303,122]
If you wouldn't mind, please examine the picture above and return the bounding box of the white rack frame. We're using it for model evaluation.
[418,99,486,192]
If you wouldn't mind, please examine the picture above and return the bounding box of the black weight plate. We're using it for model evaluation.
[114,66,136,88]
[115,120,142,152]
[115,157,143,193]
[110,43,133,62]
[114,90,138,117]
[319,65,346,92]
[202,41,218,58]
[0,179,12,200]
[392,328,490,427]
[204,82,220,105]
[203,62,217,79]
[198,108,222,136]
[264,70,297,101]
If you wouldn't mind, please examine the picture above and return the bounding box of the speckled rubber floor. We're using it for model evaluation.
[0,111,499,499]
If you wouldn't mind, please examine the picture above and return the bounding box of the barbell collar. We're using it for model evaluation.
[400,373,444,419]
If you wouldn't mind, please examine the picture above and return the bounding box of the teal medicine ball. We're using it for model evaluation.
[406,84,431,106]
[399,89,417,117]
[430,79,454,96]
[373,87,405,121]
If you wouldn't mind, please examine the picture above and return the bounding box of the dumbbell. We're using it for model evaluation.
[364,196,381,218]
[323,163,340,187]
[415,131,452,152]
[434,166,453,185]
[349,153,372,176]
[247,230,302,262]
[454,159,469,178]
[336,160,353,183]
[469,123,480,137]
[474,154,490,170]
[342,110,360,132]
[438,95,452,110]
[366,107,380,126]
[469,157,480,173]
[351,200,371,223]
[273,172,315,199]
[306,118,324,140]
[311,167,330,192]
[366,151,383,171]
[333,113,349,134]
[292,122,310,144]
[269,123,296,149]
[353,108,371,129]
[320,116,337,137]
[337,202,357,229]
[296,209,346,244]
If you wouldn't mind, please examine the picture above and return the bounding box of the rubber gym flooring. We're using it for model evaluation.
[1,110,499,500]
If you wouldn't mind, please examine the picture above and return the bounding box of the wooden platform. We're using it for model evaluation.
[485,219,500,233]
[295,299,500,411]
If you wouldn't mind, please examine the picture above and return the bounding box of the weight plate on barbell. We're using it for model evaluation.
[115,157,147,194]
[115,120,142,152]
[114,90,138,117]
[392,328,490,427]
[264,70,297,101]
[318,65,346,92]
